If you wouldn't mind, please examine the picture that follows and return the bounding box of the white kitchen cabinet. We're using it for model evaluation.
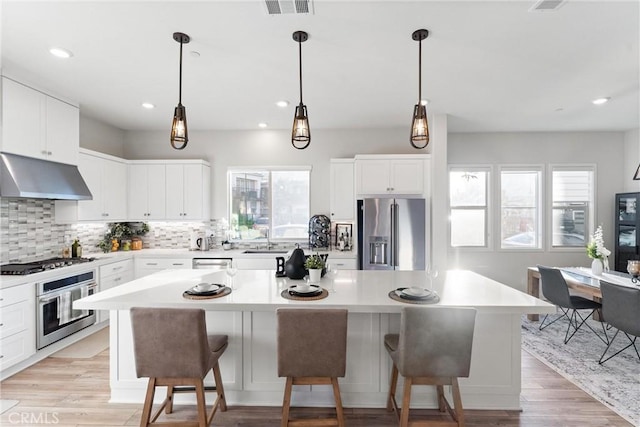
[165,162,210,220]
[1,76,79,165]
[330,159,355,221]
[77,150,127,221]
[0,282,36,372]
[128,163,166,220]
[98,258,134,322]
[134,258,192,279]
[355,155,428,196]
[327,258,357,270]
[234,257,280,271]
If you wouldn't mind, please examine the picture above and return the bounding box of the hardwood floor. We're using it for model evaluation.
[0,349,632,427]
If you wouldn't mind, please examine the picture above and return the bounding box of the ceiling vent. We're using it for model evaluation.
[529,0,566,12]
[265,0,313,15]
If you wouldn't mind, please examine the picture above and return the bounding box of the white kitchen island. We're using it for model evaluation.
[75,269,554,410]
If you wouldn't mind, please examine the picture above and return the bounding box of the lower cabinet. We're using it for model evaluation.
[0,283,36,372]
[98,258,134,322]
[134,258,192,279]
[329,258,357,270]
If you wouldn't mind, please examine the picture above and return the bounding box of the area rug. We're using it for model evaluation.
[0,400,19,415]
[521,317,639,425]
[51,326,109,359]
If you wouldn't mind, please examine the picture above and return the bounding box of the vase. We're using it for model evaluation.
[591,258,603,276]
[308,268,322,284]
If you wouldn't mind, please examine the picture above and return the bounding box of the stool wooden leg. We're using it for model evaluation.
[165,386,174,414]
[281,377,293,427]
[195,380,208,427]
[331,377,345,427]
[436,385,446,412]
[400,377,412,427]
[451,378,465,427]
[140,378,156,427]
[387,364,399,412]
[212,362,227,412]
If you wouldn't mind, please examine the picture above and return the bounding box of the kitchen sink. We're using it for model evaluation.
[243,250,288,254]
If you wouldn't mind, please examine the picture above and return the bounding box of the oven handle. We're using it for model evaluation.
[38,283,97,304]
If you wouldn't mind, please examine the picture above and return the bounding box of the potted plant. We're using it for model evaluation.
[304,254,325,283]
[221,240,232,250]
[97,222,149,253]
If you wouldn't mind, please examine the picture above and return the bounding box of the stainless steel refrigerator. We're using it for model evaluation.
[357,198,426,270]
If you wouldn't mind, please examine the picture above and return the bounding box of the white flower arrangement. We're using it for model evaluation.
[586,225,611,270]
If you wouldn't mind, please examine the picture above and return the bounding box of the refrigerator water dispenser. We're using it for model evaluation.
[369,236,388,265]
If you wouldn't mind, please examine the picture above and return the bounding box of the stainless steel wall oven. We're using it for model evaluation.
[37,270,97,349]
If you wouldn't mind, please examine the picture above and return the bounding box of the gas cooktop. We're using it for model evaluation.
[1,257,96,276]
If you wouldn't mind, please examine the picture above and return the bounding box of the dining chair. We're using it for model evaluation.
[537,265,608,344]
[277,308,348,427]
[384,306,476,427]
[598,280,640,364]
[130,307,228,427]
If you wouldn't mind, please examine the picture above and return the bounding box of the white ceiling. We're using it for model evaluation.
[2,0,638,134]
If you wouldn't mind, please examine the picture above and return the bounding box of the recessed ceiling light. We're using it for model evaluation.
[555,107,564,112]
[592,97,610,105]
[258,122,268,128]
[49,47,73,58]
[142,102,155,109]
[276,100,289,108]
[190,51,201,58]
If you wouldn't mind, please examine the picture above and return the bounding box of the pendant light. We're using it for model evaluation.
[170,32,190,150]
[410,29,430,149]
[291,30,310,149]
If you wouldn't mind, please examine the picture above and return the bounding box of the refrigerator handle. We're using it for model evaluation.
[393,203,399,267]
[389,203,394,268]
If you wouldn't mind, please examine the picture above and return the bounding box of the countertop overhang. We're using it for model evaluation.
[75,268,555,315]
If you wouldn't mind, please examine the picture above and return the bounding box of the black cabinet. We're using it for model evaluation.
[614,192,640,272]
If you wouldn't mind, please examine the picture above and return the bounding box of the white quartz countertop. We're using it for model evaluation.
[75,269,555,314]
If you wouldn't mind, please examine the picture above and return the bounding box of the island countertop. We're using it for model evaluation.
[75,268,555,314]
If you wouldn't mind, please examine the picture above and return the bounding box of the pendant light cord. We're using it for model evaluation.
[298,38,303,105]
[418,38,422,103]
[178,40,183,105]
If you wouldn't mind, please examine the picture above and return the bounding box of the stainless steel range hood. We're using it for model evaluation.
[0,152,92,200]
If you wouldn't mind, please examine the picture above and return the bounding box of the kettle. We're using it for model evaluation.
[196,234,210,251]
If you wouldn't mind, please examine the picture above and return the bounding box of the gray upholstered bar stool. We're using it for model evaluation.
[130,307,228,427]
[277,308,349,427]
[384,306,476,427]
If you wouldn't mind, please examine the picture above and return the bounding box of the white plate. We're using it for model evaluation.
[401,287,431,297]
[290,285,321,294]
[193,283,220,293]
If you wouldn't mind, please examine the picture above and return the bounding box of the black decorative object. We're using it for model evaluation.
[309,214,330,249]
[291,30,311,149]
[410,29,430,149]
[170,32,190,150]
[285,244,307,280]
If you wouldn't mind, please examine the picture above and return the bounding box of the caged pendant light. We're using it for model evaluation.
[410,29,430,149]
[170,32,190,150]
[291,30,310,149]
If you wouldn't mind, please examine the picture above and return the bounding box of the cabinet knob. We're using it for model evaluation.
[41,150,48,155]
[48,151,52,155]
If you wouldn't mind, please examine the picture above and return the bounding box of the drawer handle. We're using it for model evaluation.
[147,263,158,266]
[112,266,123,271]
[0,355,3,359]
[114,277,121,282]
[172,263,184,266]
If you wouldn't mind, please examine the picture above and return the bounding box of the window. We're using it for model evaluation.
[228,168,310,241]
[500,168,542,249]
[449,168,489,247]
[551,167,594,248]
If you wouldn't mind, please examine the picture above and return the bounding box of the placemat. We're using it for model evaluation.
[281,287,328,301]
[388,289,440,305]
[183,287,232,300]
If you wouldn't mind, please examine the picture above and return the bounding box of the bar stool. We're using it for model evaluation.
[277,308,349,427]
[130,307,228,427]
[384,307,476,427]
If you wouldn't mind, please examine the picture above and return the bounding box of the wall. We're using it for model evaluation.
[623,128,640,193]
[123,128,431,219]
[447,131,625,291]
[79,115,126,157]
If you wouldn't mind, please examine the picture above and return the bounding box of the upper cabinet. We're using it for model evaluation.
[355,154,430,197]
[77,150,127,221]
[165,162,211,220]
[330,159,355,221]
[1,76,79,165]
[128,163,166,220]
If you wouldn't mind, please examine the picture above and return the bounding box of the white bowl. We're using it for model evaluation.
[402,287,430,297]
[195,283,218,293]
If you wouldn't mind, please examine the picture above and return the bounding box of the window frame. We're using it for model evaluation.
[547,164,596,252]
[227,165,312,243]
[448,165,492,250]
[497,165,544,252]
